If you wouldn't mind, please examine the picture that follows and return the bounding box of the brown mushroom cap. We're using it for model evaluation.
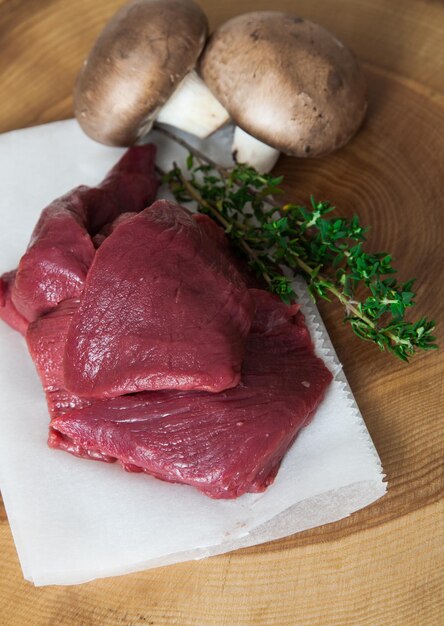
[74,0,208,146]
[199,12,367,157]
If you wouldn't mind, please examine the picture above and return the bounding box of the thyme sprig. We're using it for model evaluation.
[160,137,436,362]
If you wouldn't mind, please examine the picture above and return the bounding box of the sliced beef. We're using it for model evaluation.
[63,200,255,397]
[51,290,332,498]
[4,145,333,500]
[4,145,158,325]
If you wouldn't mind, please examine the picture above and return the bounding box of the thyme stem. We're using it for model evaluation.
[158,133,437,361]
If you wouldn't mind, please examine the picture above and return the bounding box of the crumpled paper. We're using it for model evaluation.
[0,120,386,586]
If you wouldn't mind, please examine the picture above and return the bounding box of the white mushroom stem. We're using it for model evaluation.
[231,127,280,173]
[156,70,230,139]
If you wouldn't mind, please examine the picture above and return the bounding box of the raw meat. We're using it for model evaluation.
[49,289,332,498]
[3,145,333,500]
[63,200,255,397]
[3,145,158,325]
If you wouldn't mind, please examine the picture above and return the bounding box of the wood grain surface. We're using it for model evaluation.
[0,0,443,624]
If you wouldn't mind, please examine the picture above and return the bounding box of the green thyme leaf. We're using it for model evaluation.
[158,136,437,362]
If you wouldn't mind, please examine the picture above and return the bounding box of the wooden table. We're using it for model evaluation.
[1,1,443,623]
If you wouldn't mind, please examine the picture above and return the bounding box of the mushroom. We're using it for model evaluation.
[74,0,229,146]
[199,12,367,171]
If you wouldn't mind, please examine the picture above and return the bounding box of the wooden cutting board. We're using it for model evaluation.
[0,0,442,623]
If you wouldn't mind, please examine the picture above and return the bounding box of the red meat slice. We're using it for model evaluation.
[3,145,158,326]
[47,289,332,499]
[63,200,255,397]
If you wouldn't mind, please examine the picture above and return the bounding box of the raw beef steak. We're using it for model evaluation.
[51,290,332,498]
[3,145,158,325]
[63,200,255,397]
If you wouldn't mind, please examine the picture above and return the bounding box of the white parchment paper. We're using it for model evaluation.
[0,120,386,586]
